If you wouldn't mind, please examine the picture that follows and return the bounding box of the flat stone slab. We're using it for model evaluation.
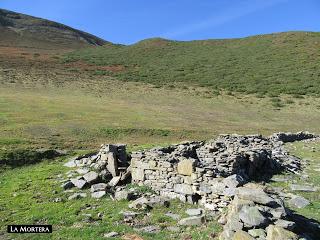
[289,184,318,192]
[64,159,77,168]
[178,216,204,226]
[185,208,203,216]
[91,191,106,199]
[103,232,119,238]
[288,196,310,208]
[70,178,87,189]
[91,183,108,192]
[83,171,99,184]
[236,187,275,206]
[108,176,121,187]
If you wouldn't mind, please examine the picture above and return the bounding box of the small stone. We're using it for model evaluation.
[128,197,149,209]
[185,208,203,216]
[64,159,77,167]
[103,232,119,238]
[83,171,99,184]
[70,179,87,189]
[91,191,106,199]
[61,181,74,190]
[76,168,90,174]
[91,183,108,192]
[115,189,133,201]
[108,176,121,187]
[289,184,318,192]
[178,216,204,226]
[288,196,310,208]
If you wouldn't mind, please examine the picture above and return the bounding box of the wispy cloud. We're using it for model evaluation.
[161,0,288,39]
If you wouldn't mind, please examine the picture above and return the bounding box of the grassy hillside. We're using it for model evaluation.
[63,32,320,96]
[0,8,107,49]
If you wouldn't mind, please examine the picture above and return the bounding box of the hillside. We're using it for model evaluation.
[0,8,107,49]
[64,32,320,96]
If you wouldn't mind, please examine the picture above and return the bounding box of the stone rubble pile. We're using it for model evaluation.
[60,131,319,239]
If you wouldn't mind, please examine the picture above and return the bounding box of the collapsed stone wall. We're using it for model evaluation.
[61,131,319,239]
[130,133,310,210]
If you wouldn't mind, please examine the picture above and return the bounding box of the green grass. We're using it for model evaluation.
[63,32,320,96]
[0,86,319,152]
[268,141,320,222]
[0,156,221,239]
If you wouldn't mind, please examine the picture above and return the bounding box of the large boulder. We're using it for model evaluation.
[236,187,275,206]
[238,205,267,228]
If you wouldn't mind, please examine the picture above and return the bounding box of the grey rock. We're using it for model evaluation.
[178,216,204,226]
[128,197,149,209]
[114,189,133,201]
[274,219,296,230]
[91,183,108,192]
[289,184,318,192]
[233,230,255,240]
[107,152,119,177]
[185,208,203,216]
[237,187,275,206]
[103,232,119,238]
[288,196,310,208]
[64,159,77,167]
[83,171,99,184]
[174,183,193,195]
[223,174,246,188]
[239,205,267,228]
[91,191,106,199]
[76,168,90,174]
[70,178,87,189]
[108,176,121,187]
[61,180,74,190]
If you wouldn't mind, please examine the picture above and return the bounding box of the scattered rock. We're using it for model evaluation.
[70,179,87,189]
[91,183,108,192]
[103,231,119,238]
[185,208,203,216]
[166,226,180,232]
[136,225,160,233]
[108,176,121,187]
[91,191,106,199]
[288,196,310,208]
[289,184,318,192]
[178,216,204,226]
[83,171,99,184]
[61,180,74,190]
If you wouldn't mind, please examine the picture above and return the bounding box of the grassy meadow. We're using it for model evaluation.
[0,82,319,153]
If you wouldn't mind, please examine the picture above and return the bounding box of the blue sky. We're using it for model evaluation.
[1,0,320,44]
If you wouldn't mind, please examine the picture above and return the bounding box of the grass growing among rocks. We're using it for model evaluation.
[268,140,320,222]
[0,155,221,240]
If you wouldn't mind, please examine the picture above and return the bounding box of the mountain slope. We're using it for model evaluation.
[0,8,107,49]
[64,32,320,96]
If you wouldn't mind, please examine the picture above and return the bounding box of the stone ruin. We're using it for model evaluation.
[62,131,320,239]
